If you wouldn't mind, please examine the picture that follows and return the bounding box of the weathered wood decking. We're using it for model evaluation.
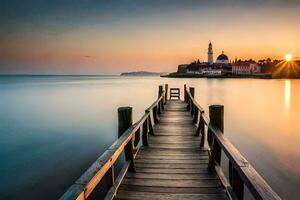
[60,85,281,200]
[115,100,227,200]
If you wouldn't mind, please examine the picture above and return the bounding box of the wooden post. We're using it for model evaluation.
[107,165,115,188]
[184,84,187,102]
[134,128,140,147]
[186,95,190,111]
[161,97,164,111]
[207,105,224,146]
[229,162,244,200]
[118,107,135,172]
[124,137,135,172]
[142,119,149,146]
[189,87,195,98]
[158,85,163,97]
[157,101,162,115]
[189,87,195,115]
[118,107,133,137]
[153,106,159,123]
[208,105,224,172]
[148,113,155,135]
[199,113,205,147]
[158,85,163,114]
[193,106,199,124]
[158,85,164,111]
[165,84,168,102]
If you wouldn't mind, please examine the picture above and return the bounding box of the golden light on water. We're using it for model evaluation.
[285,54,293,62]
[284,80,291,113]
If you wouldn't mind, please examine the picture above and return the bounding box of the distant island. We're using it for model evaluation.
[120,71,167,76]
[162,42,300,79]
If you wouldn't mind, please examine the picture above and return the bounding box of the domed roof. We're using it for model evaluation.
[217,52,228,60]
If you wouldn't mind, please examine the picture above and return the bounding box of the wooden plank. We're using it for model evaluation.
[138,148,206,154]
[148,144,201,149]
[135,163,208,169]
[137,152,206,158]
[135,168,211,174]
[118,185,225,194]
[148,140,201,144]
[149,135,201,139]
[115,190,227,200]
[153,132,196,136]
[135,158,208,164]
[148,139,201,144]
[121,178,222,188]
[126,172,218,180]
[137,152,206,157]
[136,154,208,160]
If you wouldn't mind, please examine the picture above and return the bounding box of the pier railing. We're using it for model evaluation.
[60,85,168,200]
[184,85,281,200]
[60,84,281,200]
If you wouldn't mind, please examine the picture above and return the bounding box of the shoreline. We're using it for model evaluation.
[161,73,273,79]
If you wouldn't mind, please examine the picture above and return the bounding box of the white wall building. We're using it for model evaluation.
[232,62,261,74]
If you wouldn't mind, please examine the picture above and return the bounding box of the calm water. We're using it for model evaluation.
[0,76,299,199]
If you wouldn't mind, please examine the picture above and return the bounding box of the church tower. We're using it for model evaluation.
[208,42,213,64]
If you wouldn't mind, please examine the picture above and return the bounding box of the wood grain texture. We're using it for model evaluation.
[116,100,227,200]
[116,190,228,200]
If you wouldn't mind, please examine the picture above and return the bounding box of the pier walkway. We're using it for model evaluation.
[116,100,227,200]
[60,85,281,200]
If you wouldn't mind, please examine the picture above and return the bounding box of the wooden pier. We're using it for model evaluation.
[60,85,281,200]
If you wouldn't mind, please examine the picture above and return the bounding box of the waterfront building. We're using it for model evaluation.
[176,42,232,77]
[177,64,188,73]
[186,63,231,76]
[232,62,261,74]
[216,51,229,64]
[208,42,213,64]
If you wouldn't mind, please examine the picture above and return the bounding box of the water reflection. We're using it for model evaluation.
[0,76,299,200]
[284,80,291,114]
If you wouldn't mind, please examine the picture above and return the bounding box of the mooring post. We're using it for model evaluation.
[165,84,168,103]
[189,87,195,115]
[118,107,133,137]
[118,107,135,172]
[184,84,187,102]
[207,105,224,145]
[208,105,224,172]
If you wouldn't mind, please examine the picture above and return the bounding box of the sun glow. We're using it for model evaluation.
[285,54,293,62]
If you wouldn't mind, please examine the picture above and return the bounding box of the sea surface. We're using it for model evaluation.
[0,75,299,199]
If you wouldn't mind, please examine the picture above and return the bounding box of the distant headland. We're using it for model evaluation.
[120,71,167,76]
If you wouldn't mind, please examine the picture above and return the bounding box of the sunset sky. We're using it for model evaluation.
[1,0,300,74]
